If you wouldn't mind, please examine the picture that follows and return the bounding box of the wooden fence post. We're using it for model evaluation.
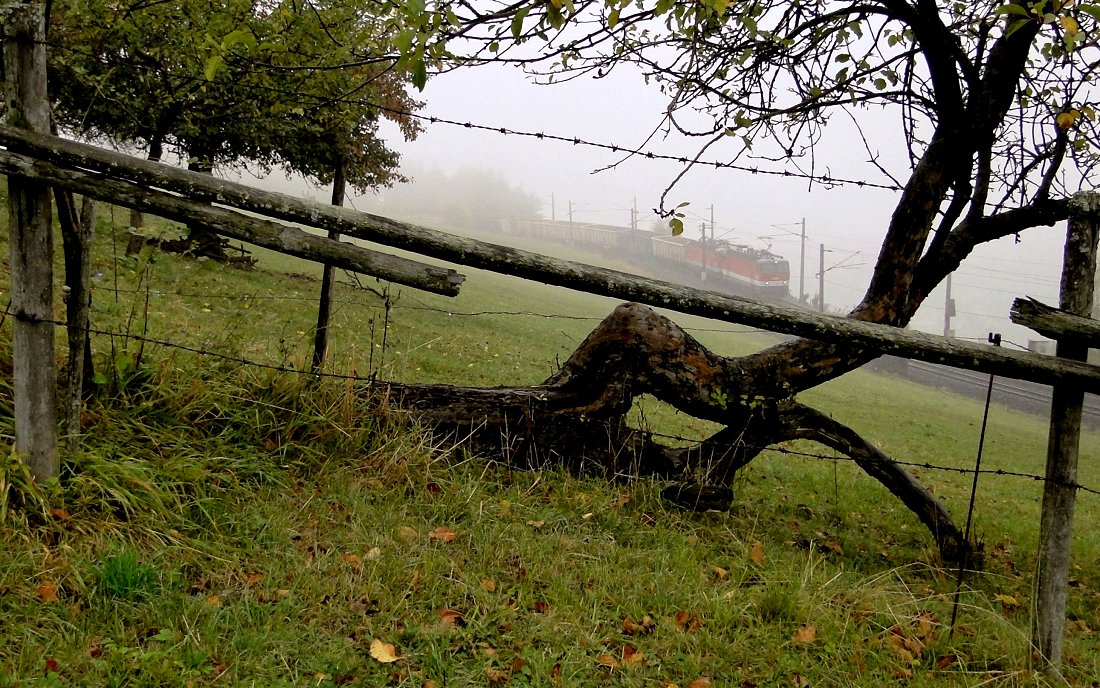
[3,1,58,480]
[312,159,346,374]
[1032,190,1100,670]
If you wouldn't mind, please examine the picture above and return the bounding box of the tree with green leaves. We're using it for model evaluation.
[48,0,422,255]
[374,0,1100,559]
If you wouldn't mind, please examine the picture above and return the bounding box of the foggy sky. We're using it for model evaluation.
[354,63,1068,348]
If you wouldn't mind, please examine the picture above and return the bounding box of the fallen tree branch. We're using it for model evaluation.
[383,302,967,561]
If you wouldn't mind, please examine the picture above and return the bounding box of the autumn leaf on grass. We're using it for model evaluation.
[484,667,510,683]
[429,526,458,542]
[622,645,646,666]
[687,679,712,688]
[369,638,402,663]
[480,578,497,593]
[886,630,923,663]
[623,615,656,635]
[396,526,419,542]
[36,580,59,603]
[595,654,619,670]
[436,608,465,626]
[994,593,1022,611]
[674,610,703,632]
[533,600,550,614]
[749,540,766,565]
[1069,619,1094,634]
[792,625,816,644]
[341,552,363,567]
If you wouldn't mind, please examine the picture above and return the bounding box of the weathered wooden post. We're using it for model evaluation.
[56,190,95,456]
[312,158,347,374]
[3,0,59,480]
[1032,190,1100,670]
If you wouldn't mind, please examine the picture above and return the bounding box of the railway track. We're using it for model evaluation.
[903,359,1100,426]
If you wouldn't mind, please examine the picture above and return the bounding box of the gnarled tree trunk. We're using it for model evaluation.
[386,302,968,562]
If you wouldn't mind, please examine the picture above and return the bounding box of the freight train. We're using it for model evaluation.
[501,219,791,300]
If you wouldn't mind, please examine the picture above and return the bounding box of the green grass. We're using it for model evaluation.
[0,207,1098,686]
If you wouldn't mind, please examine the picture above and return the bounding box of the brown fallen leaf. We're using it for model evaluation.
[436,608,465,626]
[241,572,263,587]
[935,654,957,670]
[429,526,458,542]
[711,566,728,581]
[674,610,703,632]
[749,540,766,565]
[526,520,546,529]
[397,526,419,542]
[623,615,656,635]
[49,508,71,522]
[341,553,362,567]
[886,633,918,663]
[994,593,1022,611]
[36,580,59,603]
[205,594,221,607]
[688,679,712,688]
[1069,619,1093,634]
[596,654,619,670]
[533,600,550,613]
[484,667,510,683]
[480,578,497,593]
[792,625,816,644]
[622,645,646,665]
[369,638,402,663]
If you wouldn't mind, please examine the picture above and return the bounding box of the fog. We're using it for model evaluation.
[257,63,1069,349]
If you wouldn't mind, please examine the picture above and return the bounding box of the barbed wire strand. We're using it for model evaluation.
[10,313,1093,497]
[87,283,766,334]
[38,40,903,194]
[640,427,1100,497]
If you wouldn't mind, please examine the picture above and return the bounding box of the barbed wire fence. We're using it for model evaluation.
[8,269,1097,500]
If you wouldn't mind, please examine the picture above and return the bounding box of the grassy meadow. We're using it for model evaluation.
[1,206,1099,686]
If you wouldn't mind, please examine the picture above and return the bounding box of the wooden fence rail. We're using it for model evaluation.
[1,124,1099,390]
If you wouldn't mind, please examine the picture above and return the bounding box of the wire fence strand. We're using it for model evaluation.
[9,311,1096,499]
